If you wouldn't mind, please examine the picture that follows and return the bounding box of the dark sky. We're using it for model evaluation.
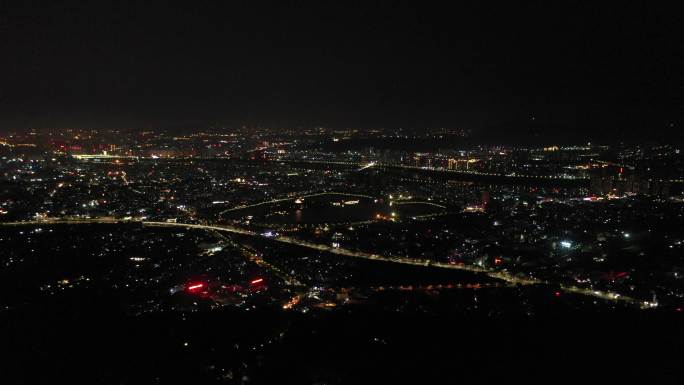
[1,1,683,141]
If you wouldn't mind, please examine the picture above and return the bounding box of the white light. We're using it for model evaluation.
[560,241,572,248]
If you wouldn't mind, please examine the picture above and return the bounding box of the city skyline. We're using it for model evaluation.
[2,3,684,384]
[2,2,683,141]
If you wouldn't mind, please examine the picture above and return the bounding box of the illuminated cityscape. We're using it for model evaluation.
[2,2,684,384]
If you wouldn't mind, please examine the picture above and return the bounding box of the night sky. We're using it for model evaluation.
[1,2,683,142]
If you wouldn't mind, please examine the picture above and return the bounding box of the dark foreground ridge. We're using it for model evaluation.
[1,223,682,384]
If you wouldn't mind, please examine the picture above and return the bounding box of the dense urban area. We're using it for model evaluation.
[2,127,683,383]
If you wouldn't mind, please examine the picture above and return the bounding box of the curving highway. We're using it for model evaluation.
[0,218,654,308]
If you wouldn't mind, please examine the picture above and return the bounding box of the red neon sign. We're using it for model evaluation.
[187,283,204,291]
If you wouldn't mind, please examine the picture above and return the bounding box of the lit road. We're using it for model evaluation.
[246,210,451,230]
[0,218,654,308]
[357,161,377,171]
[392,201,447,209]
[208,229,304,287]
[276,159,591,181]
[220,191,375,215]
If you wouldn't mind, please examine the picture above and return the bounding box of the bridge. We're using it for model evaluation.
[276,159,590,187]
[219,191,376,215]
